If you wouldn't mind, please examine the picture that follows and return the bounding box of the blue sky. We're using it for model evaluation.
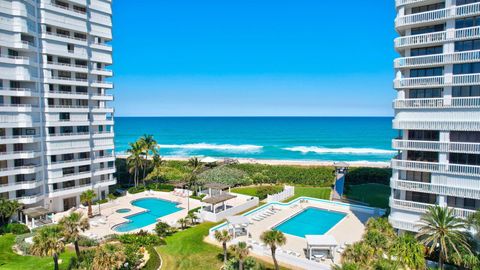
[112,0,397,116]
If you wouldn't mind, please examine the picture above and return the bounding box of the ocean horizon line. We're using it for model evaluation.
[114,115,394,118]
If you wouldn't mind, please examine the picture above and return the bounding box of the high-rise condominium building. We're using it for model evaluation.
[390,0,480,232]
[0,0,115,213]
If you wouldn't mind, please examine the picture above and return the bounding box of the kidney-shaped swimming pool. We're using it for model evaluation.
[113,198,182,232]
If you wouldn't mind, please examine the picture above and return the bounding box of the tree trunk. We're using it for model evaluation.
[74,240,80,258]
[134,167,138,187]
[223,242,228,265]
[239,259,244,270]
[88,202,92,217]
[271,247,279,270]
[439,255,444,270]
[53,253,59,270]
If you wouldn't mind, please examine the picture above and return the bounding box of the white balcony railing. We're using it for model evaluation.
[395,2,480,28]
[395,50,480,68]
[393,119,480,131]
[394,97,480,109]
[395,0,429,7]
[389,216,419,232]
[391,178,480,199]
[391,159,480,177]
[395,74,480,89]
[395,26,480,49]
[389,197,476,219]
[392,139,480,153]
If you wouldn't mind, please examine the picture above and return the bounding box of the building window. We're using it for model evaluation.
[411,46,443,56]
[457,0,480,6]
[456,16,480,29]
[408,130,440,141]
[411,24,445,35]
[404,171,431,183]
[409,88,442,98]
[449,153,480,165]
[452,86,480,97]
[453,62,480,74]
[407,151,439,162]
[410,67,443,77]
[411,3,445,14]
[455,39,480,52]
[451,131,480,143]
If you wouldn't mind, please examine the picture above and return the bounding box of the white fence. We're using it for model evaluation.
[200,196,259,223]
[266,185,295,203]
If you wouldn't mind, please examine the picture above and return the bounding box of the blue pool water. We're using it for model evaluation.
[274,207,346,238]
[113,198,182,232]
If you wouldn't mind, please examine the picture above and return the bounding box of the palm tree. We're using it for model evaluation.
[467,209,480,240]
[416,206,471,270]
[177,217,188,230]
[59,212,90,258]
[80,190,96,218]
[0,199,20,225]
[341,241,375,267]
[187,157,203,173]
[260,230,286,270]
[30,225,65,270]
[390,233,425,270]
[214,230,232,265]
[186,211,197,225]
[127,141,144,187]
[229,241,250,270]
[92,243,126,270]
[152,153,164,170]
[139,134,157,182]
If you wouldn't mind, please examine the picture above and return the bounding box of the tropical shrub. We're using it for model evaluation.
[128,185,146,194]
[224,257,265,270]
[154,222,172,237]
[255,186,283,200]
[117,231,164,247]
[346,168,391,186]
[14,232,35,254]
[77,235,98,247]
[2,223,30,235]
[198,166,250,186]
[230,163,334,186]
[145,166,187,182]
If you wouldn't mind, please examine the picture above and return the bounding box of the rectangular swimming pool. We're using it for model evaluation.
[113,198,182,232]
[274,207,346,238]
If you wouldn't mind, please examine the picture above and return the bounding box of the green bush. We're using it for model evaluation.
[77,235,98,247]
[230,163,335,186]
[189,194,206,200]
[256,186,284,200]
[14,232,34,254]
[3,223,30,235]
[154,222,172,238]
[128,186,146,194]
[346,168,392,186]
[147,183,175,192]
[197,166,250,186]
[117,231,164,247]
[143,246,161,270]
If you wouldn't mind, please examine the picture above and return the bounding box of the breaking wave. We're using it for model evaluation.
[283,146,396,155]
[158,143,263,153]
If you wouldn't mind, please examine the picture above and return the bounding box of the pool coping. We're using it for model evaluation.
[209,196,386,234]
[112,197,184,232]
[269,206,349,238]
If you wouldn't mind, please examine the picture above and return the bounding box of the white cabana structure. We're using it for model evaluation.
[201,157,218,163]
[226,215,250,238]
[21,207,53,229]
[305,235,338,261]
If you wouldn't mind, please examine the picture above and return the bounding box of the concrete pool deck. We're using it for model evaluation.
[77,191,203,237]
[207,197,384,270]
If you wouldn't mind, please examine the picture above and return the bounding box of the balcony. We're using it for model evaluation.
[45,132,90,141]
[392,139,480,154]
[395,0,430,8]
[0,180,43,192]
[0,87,39,97]
[45,76,89,86]
[391,178,480,199]
[45,105,90,113]
[395,50,480,69]
[0,104,39,113]
[394,97,480,109]
[393,119,480,131]
[43,32,87,45]
[16,194,44,204]
[395,26,480,49]
[0,151,41,160]
[47,158,91,170]
[45,61,88,72]
[44,90,89,99]
[90,80,113,88]
[391,159,480,177]
[0,135,40,144]
[93,167,115,177]
[389,216,419,232]
[395,2,480,29]
[394,74,480,89]
[94,177,116,188]
[0,165,42,177]
[48,171,92,184]
[389,197,476,219]
[48,184,92,198]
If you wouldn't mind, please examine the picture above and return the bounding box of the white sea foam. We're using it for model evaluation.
[157,143,263,153]
[283,146,396,155]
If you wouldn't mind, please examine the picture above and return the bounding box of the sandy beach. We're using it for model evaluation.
[116,155,390,168]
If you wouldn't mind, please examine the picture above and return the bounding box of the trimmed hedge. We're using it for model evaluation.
[346,167,392,186]
[0,223,30,235]
[144,246,161,270]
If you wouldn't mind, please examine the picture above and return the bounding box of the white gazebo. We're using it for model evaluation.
[201,157,218,163]
[305,235,338,260]
[226,216,250,238]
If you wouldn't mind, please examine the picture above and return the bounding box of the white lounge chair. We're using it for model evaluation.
[90,221,99,227]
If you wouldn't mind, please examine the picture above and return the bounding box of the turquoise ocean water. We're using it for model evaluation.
[114,117,396,163]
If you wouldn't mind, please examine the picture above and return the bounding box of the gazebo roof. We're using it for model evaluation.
[202,193,236,205]
[22,207,51,218]
[334,162,349,168]
[226,215,250,226]
[201,157,218,163]
[204,183,230,190]
[306,235,338,247]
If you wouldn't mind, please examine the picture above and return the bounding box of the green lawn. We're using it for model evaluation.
[156,222,289,270]
[0,234,75,270]
[231,185,283,199]
[285,186,331,202]
[344,183,390,208]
